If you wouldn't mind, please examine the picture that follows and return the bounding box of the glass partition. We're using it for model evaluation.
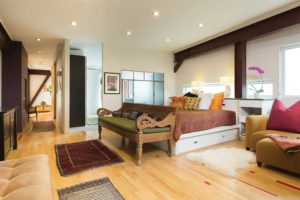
[122,70,164,105]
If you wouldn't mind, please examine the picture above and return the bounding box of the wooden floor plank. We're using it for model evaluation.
[7,116,300,200]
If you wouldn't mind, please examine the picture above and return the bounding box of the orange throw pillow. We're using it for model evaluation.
[171,96,185,110]
[209,92,224,110]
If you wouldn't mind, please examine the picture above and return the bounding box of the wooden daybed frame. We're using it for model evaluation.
[97,103,176,165]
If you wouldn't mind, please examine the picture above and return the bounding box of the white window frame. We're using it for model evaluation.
[280,44,300,97]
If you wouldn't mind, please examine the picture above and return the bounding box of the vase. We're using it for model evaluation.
[254,92,262,99]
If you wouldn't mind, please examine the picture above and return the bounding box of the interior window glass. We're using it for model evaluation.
[154,73,164,81]
[134,72,144,80]
[121,70,133,80]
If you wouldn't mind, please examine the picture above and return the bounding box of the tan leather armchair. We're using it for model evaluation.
[246,115,300,174]
[245,115,269,151]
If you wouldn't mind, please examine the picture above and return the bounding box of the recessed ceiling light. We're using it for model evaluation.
[71,21,77,26]
[166,38,170,42]
[126,31,132,36]
[36,38,41,42]
[199,23,204,28]
[153,10,160,17]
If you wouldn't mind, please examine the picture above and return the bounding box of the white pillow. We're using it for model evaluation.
[198,93,214,110]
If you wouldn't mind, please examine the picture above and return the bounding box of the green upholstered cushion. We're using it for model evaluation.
[99,116,170,133]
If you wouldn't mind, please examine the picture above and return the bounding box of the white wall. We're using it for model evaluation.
[247,24,300,105]
[30,75,51,106]
[102,44,175,110]
[175,46,234,95]
[55,40,70,133]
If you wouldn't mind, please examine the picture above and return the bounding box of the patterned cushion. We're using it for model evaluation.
[121,111,131,118]
[184,97,201,110]
[128,111,139,120]
[112,111,122,117]
[171,96,185,110]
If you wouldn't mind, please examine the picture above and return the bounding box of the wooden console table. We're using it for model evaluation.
[0,108,17,160]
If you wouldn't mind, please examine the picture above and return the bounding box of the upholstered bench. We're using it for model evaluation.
[98,103,176,165]
[99,116,171,134]
[0,155,53,200]
[256,138,300,174]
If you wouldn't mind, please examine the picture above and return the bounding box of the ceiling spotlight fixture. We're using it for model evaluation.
[199,23,204,28]
[71,21,77,26]
[166,38,170,42]
[153,10,160,17]
[36,38,41,42]
[126,31,132,36]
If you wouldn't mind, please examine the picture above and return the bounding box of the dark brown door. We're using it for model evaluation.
[70,55,86,127]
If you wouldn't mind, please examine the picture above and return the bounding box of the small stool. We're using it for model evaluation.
[256,138,300,174]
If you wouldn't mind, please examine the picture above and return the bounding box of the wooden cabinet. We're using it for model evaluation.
[0,108,17,160]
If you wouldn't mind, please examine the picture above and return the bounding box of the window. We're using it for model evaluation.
[281,45,300,96]
[122,70,164,105]
[247,79,273,98]
[183,83,226,95]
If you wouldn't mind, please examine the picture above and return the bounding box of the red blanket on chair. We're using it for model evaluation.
[265,134,300,153]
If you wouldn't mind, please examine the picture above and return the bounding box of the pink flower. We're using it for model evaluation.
[248,66,264,74]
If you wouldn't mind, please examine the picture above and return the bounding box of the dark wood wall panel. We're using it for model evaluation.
[70,55,86,128]
[2,41,28,132]
[0,23,11,51]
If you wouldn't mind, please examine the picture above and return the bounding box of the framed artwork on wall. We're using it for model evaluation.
[104,72,120,94]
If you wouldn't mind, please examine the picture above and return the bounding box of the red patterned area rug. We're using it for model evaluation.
[55,140,124,176]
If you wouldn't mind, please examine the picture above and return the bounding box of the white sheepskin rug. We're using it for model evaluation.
[186,148,256,177]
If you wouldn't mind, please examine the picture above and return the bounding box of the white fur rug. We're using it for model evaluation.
[186,148,256,177]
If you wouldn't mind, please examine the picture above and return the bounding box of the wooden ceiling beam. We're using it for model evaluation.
[174,6,300,72]
[28,69,51,76]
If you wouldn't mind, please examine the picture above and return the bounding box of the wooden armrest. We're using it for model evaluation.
[97,108,113,117]
[136,113,175,131]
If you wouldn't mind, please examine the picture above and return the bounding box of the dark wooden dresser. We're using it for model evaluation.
[0,108,17,160]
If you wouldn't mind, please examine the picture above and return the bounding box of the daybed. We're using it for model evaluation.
[156,109,239,155]
[97,103,176,165]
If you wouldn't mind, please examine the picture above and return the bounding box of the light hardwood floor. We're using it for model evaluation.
[7,116,300,200]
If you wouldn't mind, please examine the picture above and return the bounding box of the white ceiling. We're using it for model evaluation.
[0,0,299,70]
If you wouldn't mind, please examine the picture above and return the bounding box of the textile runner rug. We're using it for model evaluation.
[55,140,124,176]
[58,177,124,200]
[186,147,256,177]
[31,121,55,132]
